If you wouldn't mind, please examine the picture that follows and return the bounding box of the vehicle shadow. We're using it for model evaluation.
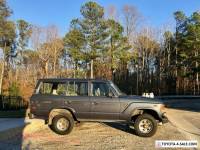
[0,109,31,150]
[101,122,136,135]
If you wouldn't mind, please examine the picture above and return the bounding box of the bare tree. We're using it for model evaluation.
[106,5,118,20]
[31,25,64,77]
[135,27,160,93]
[51,38,64,77]
[122,4,142,40]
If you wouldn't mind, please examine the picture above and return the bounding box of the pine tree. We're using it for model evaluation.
[75,1,108,78]
[0,0,16,94]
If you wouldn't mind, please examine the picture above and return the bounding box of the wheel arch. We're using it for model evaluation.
[48,108,77,125]
[131,108,161,122]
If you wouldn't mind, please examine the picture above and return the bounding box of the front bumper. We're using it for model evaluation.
[161,112,168,123]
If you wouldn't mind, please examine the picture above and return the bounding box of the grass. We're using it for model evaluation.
[0,109,27,118]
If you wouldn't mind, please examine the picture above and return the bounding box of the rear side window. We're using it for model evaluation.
[57,84,67,95]
[67,82,88,96]
[37,81,88,96]
[38,82,67,95]
[39,82,53,94]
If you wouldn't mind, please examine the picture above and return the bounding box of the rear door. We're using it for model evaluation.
[32,82,65,117]
[63,81,90,119]
[90,81,120,120]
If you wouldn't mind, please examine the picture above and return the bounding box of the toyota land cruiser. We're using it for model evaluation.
[29,78,168,137]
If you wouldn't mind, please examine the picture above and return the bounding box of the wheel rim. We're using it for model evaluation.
[56,118,69,131]
[138,119,153,134]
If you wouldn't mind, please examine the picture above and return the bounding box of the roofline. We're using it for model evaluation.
[37,78,111,82]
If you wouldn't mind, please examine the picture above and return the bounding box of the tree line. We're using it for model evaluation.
[0,0,199,100]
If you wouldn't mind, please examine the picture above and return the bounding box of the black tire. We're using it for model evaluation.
[48,124,53,130]
[51,114,74,135]
[134,114,157,137]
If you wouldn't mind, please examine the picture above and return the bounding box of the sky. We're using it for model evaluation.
[7,0,200,36]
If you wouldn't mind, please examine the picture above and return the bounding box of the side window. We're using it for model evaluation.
[39,82,53,94]
[92,82,110,97]
[67,82,76,96]
[66,82,88,96]
[39,82,67,95]
[57,84,67,95]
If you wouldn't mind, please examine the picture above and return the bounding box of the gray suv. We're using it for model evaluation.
[29,78,168,137]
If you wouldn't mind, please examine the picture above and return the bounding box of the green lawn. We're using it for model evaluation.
[0,109,27,118]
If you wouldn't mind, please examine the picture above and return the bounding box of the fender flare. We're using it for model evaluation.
[48,108,76,125]
[130,108,161,121]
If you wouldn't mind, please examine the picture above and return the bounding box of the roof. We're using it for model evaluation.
[38,78,110,83]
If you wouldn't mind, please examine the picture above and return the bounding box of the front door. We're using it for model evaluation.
[64,81,90,119]
[90,82,120,120]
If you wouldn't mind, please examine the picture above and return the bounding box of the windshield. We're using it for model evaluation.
[109,81,124,96]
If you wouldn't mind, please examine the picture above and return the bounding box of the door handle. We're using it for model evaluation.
[92,102,98,105]
[65,100,72,104]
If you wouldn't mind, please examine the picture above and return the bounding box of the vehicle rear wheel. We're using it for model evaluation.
[134,114,157,137]
[51,114,74,135]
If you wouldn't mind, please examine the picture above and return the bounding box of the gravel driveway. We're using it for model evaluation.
[0,120,188,150]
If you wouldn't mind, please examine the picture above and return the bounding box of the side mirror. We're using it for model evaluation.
[108,92,113,98]
[107,88,117,98]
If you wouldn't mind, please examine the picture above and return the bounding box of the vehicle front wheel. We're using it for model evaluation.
[51,114,74,135]
[134,114,157,137]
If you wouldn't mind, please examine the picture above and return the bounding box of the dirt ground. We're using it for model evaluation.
[0,121,189,150]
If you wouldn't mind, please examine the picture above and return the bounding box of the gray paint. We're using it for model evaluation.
[30,78,167,123]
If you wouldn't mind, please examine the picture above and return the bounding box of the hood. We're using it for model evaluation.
[119,95,163,104]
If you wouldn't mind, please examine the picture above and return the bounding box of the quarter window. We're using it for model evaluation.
[38,81,88,96]
[39,82,53,94]
[66,82,88,96]
[39,82,67,95]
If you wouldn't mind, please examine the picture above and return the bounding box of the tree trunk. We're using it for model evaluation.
[197,72,199,95]
[0,43,7,95]
[0,61,5,95]
[45,61,49,77]
[183,66,186,94]
[53,47,57,77]
[73,61,77,78]
[109,37,113,80]
[53,59,56,77]
[175,47,178,95]
[136,64,139,95]
[193,80,196,95]
[195,50,199,95]
[91,59,94,79]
